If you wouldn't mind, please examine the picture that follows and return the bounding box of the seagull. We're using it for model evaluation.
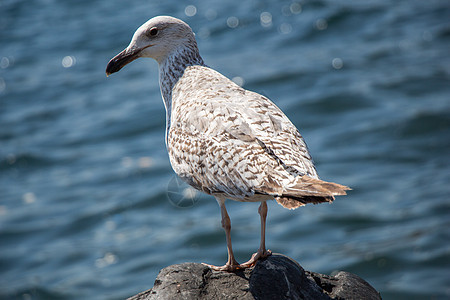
[106,16,350,271]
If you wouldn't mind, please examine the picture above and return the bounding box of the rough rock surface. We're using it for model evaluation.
[127,254,381,300]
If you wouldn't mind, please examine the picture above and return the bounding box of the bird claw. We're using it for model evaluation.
[203,249,272,272]
[239,249,272,268]
[201,262,242,272]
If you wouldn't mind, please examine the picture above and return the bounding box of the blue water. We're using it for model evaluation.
[1,0,449,299]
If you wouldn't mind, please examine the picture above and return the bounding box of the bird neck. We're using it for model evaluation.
[158,43,205,143]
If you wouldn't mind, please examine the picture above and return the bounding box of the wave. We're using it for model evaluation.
[0,153,55,170]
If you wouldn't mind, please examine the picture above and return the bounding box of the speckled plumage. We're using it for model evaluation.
[169,65,319,202]
[106,16,349,271]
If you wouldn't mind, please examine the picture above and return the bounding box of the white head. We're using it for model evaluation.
[106,16,198,75]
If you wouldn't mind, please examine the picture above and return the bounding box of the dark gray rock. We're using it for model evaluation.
[306,270,381,300]
[127,254,381,300]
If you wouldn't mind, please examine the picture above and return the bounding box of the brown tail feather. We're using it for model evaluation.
[284,176,350,197]
[275,195,333,209]
[276,176,350,210]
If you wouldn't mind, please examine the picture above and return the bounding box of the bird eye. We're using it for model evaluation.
[149,27,158,36]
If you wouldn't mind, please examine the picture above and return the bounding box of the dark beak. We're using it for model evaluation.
[105,47,141,76]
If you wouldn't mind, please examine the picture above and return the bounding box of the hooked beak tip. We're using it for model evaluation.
[105,46,141,76]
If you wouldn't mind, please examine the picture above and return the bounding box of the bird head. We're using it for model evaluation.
[106,16,196,76]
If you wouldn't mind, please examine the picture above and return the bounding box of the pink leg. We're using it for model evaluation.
[240,201,272,268]
[202,197,240,271]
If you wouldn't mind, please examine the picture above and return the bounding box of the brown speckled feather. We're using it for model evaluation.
[167,66,350,207]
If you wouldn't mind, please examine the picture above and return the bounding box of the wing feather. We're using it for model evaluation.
[168,66,348,203]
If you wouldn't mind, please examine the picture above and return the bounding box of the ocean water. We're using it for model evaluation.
[1,0,449,299]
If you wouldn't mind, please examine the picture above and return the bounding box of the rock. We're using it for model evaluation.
[127,254,381,300]
[306,270,381,300]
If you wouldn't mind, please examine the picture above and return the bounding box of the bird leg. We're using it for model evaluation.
[240,201,272,268]
[202,197,241,271]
